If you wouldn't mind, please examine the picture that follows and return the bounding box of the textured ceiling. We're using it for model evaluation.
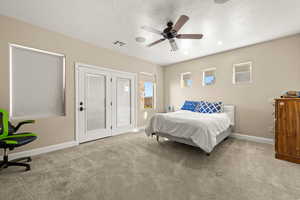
[0,0,300,65]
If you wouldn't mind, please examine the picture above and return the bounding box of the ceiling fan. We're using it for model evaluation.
[141,15,203,51]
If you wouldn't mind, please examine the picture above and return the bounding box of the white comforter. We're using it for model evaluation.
[145,110,231,153]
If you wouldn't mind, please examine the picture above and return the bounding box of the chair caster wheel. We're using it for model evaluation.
[27,157,32,162]
[25,166,31,171]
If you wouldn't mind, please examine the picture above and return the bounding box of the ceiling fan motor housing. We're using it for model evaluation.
[163,21,176,39]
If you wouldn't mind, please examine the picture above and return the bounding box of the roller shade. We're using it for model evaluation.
[10,44,66,119]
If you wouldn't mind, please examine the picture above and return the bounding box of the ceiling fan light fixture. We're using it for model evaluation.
[135,36,146,43]
[214,0,230,4]
[169,39,178,51]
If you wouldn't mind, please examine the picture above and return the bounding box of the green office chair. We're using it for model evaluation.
[0,109,37,171]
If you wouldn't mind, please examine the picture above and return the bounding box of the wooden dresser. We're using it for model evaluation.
[275,98,300,164]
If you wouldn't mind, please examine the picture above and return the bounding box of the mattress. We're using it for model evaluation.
[145,110,232,153]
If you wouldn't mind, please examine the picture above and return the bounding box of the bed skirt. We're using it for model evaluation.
[152,126,232,153]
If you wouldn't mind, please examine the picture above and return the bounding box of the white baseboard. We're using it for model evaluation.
[9,140,79,160]
[230,133,274,145]
[131,126,145,132]
[137,126,145,131]
[3,132,273,161]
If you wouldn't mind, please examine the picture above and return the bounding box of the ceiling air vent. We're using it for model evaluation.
[113,41,126,47]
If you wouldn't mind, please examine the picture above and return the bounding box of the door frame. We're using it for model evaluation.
[75,62,137,143]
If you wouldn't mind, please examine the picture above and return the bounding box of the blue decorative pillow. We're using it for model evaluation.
[181,101,200,112]
[194,101,223,114]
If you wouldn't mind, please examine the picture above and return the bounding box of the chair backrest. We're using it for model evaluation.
[0,109,9,139]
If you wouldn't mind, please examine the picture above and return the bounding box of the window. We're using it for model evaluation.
[10,44,66,119]
[181,72,192,88]
[143,82,154,109]
[233,61,252,84]
[139,73,155,109]
[202,68,216,86]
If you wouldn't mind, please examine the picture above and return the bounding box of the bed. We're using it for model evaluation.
[145,105,235,154]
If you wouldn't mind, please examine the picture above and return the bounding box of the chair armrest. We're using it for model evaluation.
[14,120,35,132]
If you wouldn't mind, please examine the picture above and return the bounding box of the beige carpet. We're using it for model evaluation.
[1,132,300,200]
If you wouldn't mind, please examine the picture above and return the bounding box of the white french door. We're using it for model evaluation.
[111,73,135,135]
[76,63,136,143]
[76,66,111,143]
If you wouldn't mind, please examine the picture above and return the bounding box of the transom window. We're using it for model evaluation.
[202,68,216,86]
[233,61,252,84]
[180,72,192,88]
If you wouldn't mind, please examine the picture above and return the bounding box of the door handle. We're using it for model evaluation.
[79,102,85,111]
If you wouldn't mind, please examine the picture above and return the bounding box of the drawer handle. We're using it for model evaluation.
[297,148,300,156]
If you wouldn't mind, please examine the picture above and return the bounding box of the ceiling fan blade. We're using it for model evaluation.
[169,39,178,51]
[176,34,204,39]
[173,15,189,32]
[141,26,162,35]
[147,38,165,47]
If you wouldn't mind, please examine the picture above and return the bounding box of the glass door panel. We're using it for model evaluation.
[86,74,106,131]
[116,78,131,128]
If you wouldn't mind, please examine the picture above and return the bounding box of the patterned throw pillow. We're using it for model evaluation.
[181,101,201,112]
[194,101,223,113]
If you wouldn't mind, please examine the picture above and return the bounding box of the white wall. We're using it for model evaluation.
[0,15,164,152]
[164,34,300,139]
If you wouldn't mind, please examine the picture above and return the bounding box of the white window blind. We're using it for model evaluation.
[10,44,66,119]
[233,62,252,84]
[181,72,192,88]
